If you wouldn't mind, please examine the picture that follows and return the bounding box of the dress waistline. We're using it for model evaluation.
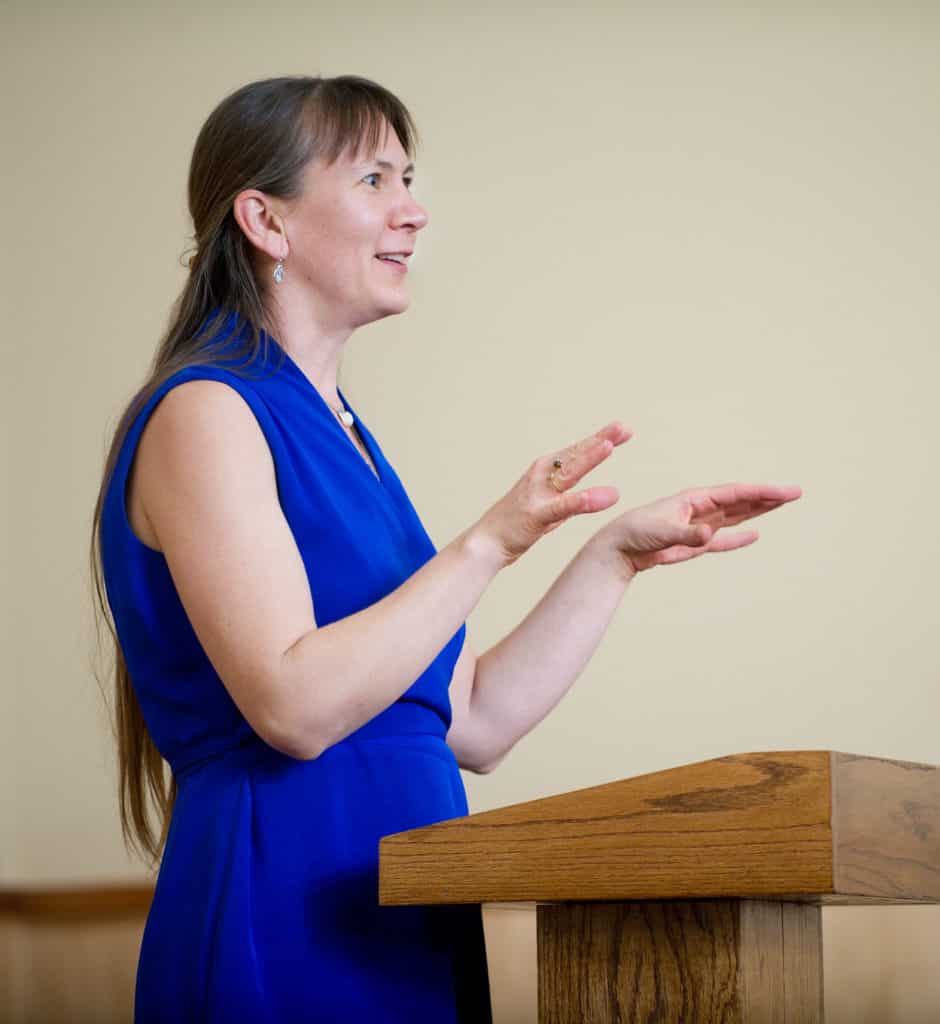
[172,700,449,780]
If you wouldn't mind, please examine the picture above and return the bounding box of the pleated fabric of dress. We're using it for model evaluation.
[100,311,492,1023]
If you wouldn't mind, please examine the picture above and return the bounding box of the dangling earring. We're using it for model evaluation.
[273,226,288,283]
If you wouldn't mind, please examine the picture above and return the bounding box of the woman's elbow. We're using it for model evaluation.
[473,753,504,775]
[254,698,328,762]
[460,741,506,774]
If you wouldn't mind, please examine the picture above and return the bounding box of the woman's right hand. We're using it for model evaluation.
[589,482,803,577]
[470,421,632,568]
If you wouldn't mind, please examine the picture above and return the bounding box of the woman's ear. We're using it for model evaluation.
[232,189,288,261]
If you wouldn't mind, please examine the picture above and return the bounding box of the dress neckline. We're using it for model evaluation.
[267,335,386,491]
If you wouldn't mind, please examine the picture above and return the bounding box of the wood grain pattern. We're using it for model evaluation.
[382,751,836,905]
[739,901,823,1021]
[380,750,940,907]
[538,899,823,1023]
[832,752,940,900]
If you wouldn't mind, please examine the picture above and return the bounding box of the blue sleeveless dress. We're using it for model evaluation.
[100,312,491,1023]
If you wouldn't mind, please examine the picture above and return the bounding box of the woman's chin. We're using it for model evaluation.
[355,295,410,327]
[376,292,411,317]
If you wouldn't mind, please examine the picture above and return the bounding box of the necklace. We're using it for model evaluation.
[326,398,354,427]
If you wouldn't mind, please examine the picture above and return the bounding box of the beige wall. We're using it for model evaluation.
[5,0,938,1016]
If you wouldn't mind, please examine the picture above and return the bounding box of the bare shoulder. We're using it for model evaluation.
[130,378,274,548]
[138,377,273,488]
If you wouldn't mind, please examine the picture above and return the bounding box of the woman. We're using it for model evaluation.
[91,75,800,1023]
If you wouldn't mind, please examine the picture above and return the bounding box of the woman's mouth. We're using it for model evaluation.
[375,254,409,274]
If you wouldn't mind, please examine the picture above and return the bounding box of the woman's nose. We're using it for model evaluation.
[412,205,429,231]
[394,196,429,232]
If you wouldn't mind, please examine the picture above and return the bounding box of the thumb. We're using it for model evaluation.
[678,522,713,547]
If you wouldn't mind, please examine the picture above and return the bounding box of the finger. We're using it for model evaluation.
[651,522,713,553]
[554,421,633,474]
[598,420,633,447]
[688,485,801,526]
[652,527,756,567]
[677,522,713,547]
[692,497,798,530]
[651,543,711,567]
[575,485,621,515]
[547,436,614,491]
[690,500,773,527]
[691,483,802,510]
[542,485,620,525]
[584,421,632,447]
[713,500,793,528]
[705,529,760,553]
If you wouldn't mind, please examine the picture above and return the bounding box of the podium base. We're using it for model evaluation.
[538,899,823,1023]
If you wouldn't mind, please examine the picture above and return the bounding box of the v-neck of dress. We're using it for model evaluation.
[337,411,382,484]
[271,339,386,491]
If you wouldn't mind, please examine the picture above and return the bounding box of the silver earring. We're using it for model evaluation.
[273,258,285,285]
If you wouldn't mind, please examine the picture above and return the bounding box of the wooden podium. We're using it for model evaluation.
[379,751,939,1022]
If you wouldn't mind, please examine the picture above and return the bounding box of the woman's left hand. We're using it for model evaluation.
[589,482,803,577]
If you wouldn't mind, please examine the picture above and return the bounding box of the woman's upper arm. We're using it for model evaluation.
[446,636,501,774]
[134,378,320,758]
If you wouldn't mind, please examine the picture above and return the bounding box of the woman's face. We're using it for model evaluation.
[282,119,429,329]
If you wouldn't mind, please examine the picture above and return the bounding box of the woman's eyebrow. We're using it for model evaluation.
[358,159,415,175]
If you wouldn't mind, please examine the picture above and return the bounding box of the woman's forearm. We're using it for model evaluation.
[274,526,503,759]
[469,539,635,771]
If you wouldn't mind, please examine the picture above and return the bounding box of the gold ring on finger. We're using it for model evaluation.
[548,459,565,492]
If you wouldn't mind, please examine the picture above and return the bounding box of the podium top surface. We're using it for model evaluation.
[379,750,939,906]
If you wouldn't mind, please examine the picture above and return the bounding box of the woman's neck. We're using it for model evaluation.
[267,296,354,407]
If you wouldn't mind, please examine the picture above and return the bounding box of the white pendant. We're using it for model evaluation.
[338,409,354,427]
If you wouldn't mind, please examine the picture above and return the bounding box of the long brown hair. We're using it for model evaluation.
[89,75,419,868]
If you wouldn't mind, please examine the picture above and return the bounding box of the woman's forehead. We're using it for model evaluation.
[302,121,410,185]
[323,133,411,174]
[347,124,404,165]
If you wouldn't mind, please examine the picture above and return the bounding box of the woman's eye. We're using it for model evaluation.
[363,172,414,191]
